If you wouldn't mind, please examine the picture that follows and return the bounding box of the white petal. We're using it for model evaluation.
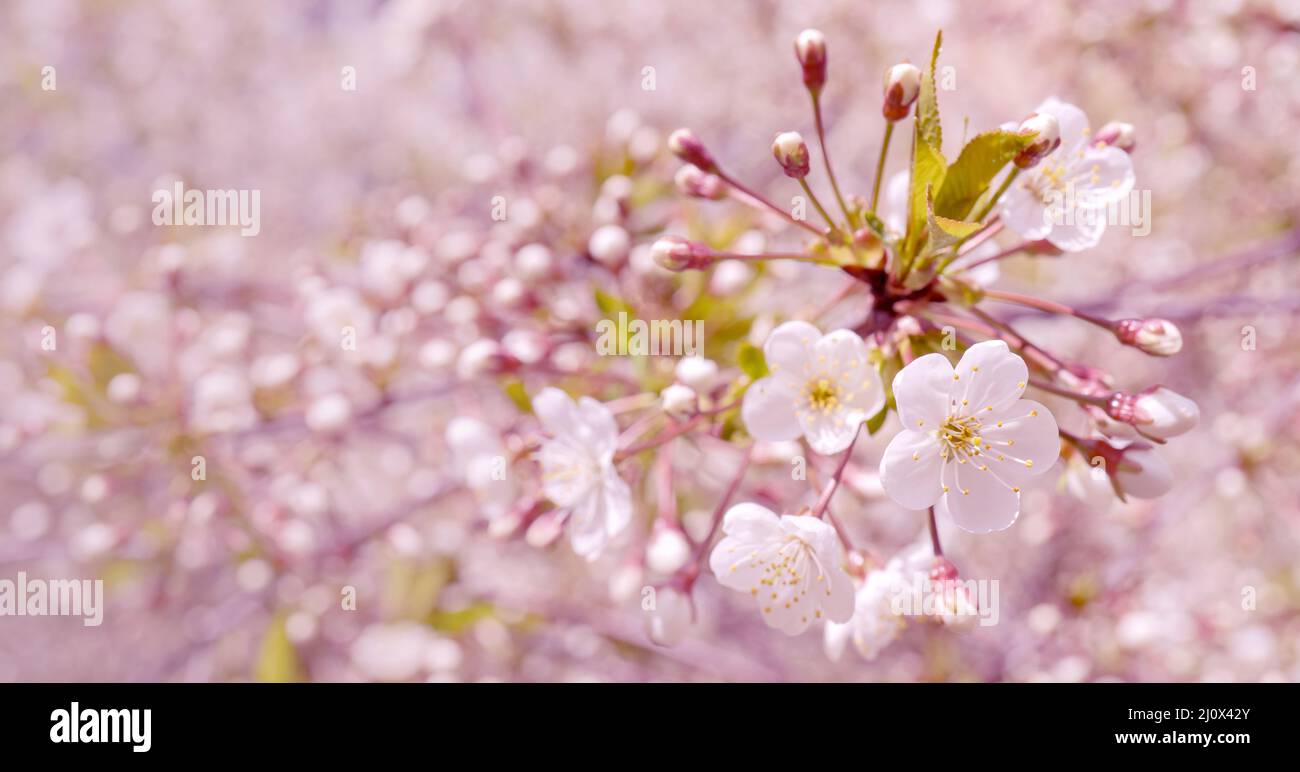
[942,457,1020,533]
[954,340,1028,415]
[742,376,802,442]
[1044,208,1107,252]
[1071,146,1135,208]
[879,429,945,510]
[891,353,954,431]
[532,387,579,439]
[1036,97,1090,149]
[816,329,886,417]
[600,471,633,542]
[719,502,783,541]
[538,441,594,507]
[762,320,820,377]
[999,181,1052,241]
[1116,447,1172,499]
[980,399,1060,487]
[576,396,620,458]
[797,403,863,455]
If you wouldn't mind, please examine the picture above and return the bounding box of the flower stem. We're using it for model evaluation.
[981,289,1113,329]
[798,177,840,232]
[718,170,829,239]
[870,121,894,213]
[712,250,839,266]
[688,444,754,573]
[811,92,853,225]
[927,506,943,557]
[1029,378,1107,408]
[810,424,861,550]
[970,167,1019,224]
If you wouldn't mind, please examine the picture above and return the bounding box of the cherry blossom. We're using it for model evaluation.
[741,321,886,455]
[879,341,1060,532]
[709,503,855,634]
[534,388,633,560]
[1000,97,1136,251]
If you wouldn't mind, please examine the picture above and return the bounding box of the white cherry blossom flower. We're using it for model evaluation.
[879,341,1060,533]
[1000,97,1135,251]
[741,321,886,455]
[824,542,932,662]
[709,503,854,635]
[534,387,632,560]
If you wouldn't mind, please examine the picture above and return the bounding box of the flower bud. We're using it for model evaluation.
[650,236,713,272]
[1134,386,1199,439]
[667,128,716,172]
[1105,386,1198,440]
[647,523,692,574]
[1013,112,1061,168]
[771,131,811,178]
[794,29,828,94]
[674,164,727,200]
[1095,121,1136,152]
[675,356,719,389]
[882,63,921,121]
[1113,445,1172,499]
[587,224,631,267]
[1114,317,1181,356]
[660,383,698,419]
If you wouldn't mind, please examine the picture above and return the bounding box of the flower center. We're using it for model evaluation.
[938,413,984,462]
[804,377,840,413]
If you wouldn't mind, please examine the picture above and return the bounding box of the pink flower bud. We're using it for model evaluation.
[1105,386,1198,440]
[650,236,713,272]
[882,63,921,121]
[667,128,716,172]
[794,29,827,94]
[1095,121,1136,152]
[674,164,727,200]
[1114,318,1182,356]
[1080,438,1172,500]
[771,131,810,178]
[1013,112,1061,168]
[659,383,698,420]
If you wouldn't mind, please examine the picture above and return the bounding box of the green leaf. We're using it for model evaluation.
[904,133,947,260]
[254,613,302,683]
[925,190,982,252]
[916,30,943,152]
[88,342,134,390]
[933,129,1035,220]
[865,405,888,436]
[593,287,633,318]
[503,379,532,413]
[737,342,769,381]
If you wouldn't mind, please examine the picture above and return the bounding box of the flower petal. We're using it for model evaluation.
[1044,208,1107,252]
[762,320,821,378]
[954,340,1028,415]
[741,376,803,442]
[532,387,579,439]
[980,399,1060,486]
[576,395,620,458]
[879,429,945,510]
[1000,180,1053,241]
[797,402,863,455]
[1036,97,1091,151]
[942,457,1020,533]
[891,353,954,431]
[1071,146,1135,208]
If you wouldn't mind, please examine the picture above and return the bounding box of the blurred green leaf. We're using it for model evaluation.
[503,379,532,413]
[255,613,302,683]
[88,342,134,390]
[736,342,769,381]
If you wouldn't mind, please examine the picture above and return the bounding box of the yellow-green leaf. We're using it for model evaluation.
[737,342,769,381]
[916,31,944,152]
[255,613,302,683]
[904,133,947,260]
[933,129,1035,220]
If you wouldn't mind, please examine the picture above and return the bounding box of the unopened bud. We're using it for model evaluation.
[650,236,714,272]
[660,383,698,420]
[667,128,716,172]
[1106,386,1198,440]
[674,356,718,389]
[1013,112,1061,168]
[1115,318,1182,356]
[674,164,727,200]
[1095,121,1136,152]
[882,63,921,121]
[771,131,810,178]
[794,29,827,94]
